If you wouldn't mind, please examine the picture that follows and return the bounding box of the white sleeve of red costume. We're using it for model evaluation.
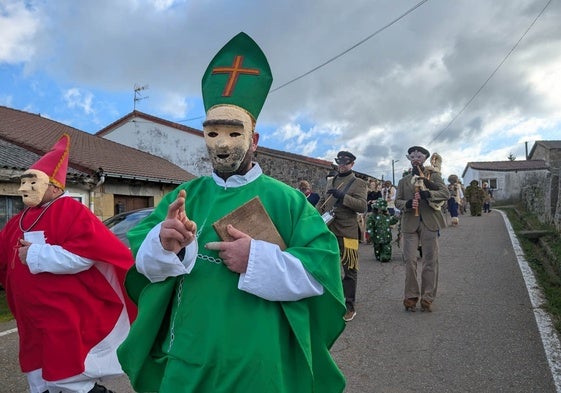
[27,244,94,274]
[238,240,324,301]
[135,223,198,283]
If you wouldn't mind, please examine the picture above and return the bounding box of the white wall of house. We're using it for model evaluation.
[463,168,548,202]
[102,118,212,177]
[463,168,503,198]
[98,114,336,192]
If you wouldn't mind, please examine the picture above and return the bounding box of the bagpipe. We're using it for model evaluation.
[411,152,446,215]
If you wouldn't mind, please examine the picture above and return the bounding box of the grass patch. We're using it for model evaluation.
[0,289,14,322]
[502,205,561,333]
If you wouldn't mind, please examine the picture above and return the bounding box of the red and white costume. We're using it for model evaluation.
[0,133,136,393]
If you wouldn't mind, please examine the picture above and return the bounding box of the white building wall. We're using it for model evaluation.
[463,168,547,202]
[102,119,212,177]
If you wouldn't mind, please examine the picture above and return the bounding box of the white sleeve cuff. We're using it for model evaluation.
[136,223,198,283]
[238,240,323,301]
[27,244,94,274]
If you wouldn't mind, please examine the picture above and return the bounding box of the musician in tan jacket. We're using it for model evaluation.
[318,151,367,322]
[395,146,449,312]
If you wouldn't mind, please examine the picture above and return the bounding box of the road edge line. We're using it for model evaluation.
[499,209,561,393]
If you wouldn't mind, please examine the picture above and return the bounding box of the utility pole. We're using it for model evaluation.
[392,159,399,185]
[133,84,149,110]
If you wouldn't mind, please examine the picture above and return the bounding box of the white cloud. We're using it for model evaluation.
[1,0,561,182]
[63,88,94,115]
[0,94,13,106]
[270,123,305,143]
[527,56,561,112]
[0,0,39,63]
[153,91,189,119]
[150,0,185,11]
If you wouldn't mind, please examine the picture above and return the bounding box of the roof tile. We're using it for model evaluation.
[0,106,196,183]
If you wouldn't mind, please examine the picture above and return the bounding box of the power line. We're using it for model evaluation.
[177,115,205,123]
[176,1,430,125]
[270,0,430,93]
[429,0,553,144]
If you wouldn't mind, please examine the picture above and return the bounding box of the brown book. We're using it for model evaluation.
[212,196,287,250]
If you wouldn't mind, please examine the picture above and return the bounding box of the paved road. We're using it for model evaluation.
[1,210,559,392]
[332,210,559,392]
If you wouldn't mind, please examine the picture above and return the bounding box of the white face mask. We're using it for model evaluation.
[18,170,50,207]
[203,106,254,173]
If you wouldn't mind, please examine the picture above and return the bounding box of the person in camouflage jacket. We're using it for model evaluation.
[366,199,399,262]
[464,180,485,216]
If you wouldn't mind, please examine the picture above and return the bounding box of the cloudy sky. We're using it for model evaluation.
[1,0,560,182]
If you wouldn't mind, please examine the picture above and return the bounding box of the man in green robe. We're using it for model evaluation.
[117,32,346,393]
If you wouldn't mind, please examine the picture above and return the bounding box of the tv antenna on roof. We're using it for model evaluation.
[133,84,149,110]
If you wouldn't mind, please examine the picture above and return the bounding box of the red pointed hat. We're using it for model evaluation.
[30,133,70,189]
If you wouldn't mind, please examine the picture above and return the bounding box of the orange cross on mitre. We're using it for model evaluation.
[211,55,260,97]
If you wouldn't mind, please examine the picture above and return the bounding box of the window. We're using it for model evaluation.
[0,196,24,229]
[480,178,497,189]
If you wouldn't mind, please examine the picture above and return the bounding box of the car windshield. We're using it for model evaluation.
[104,208,154,247]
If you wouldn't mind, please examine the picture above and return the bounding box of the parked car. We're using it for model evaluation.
[103,208,154,248]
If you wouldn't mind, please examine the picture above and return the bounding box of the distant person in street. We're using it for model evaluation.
[395,146,449,312]
[482,182,494,213]
[447,174,463,226]
[465,180,485,216]
[116,32,346,393]
[458,180,467,215]
[298,180,320,206]
[0,134,136,393]
[318,151,368,322]
[364,178,382,244]
[382,180,397,216]
[366,178,382,214]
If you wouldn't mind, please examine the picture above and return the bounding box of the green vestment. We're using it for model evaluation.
[117,173,346,393]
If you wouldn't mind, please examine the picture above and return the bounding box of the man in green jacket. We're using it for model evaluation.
[117,32,346,393]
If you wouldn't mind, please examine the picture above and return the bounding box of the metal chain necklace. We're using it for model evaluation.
[18,196,63,233]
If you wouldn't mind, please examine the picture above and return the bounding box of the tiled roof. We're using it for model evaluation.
[462,160,549,177]
[0,138,87,176]
[0,106,196,184]
[96,110,204,138]
[0,137,44,171]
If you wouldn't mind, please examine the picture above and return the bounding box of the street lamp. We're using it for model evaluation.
[392,159,399,185]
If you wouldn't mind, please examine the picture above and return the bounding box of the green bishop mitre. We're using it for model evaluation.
[202,32,273,121]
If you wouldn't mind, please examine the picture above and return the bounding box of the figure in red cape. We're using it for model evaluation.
[0,133,136,393]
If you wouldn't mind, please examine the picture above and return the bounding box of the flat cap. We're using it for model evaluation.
[335,151,356,165]
[407,146,430,157]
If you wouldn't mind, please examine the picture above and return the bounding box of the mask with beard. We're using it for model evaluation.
[203,105,256,175]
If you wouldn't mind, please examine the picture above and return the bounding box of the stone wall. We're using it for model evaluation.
[521,165,561,230]
[254,151,332,195]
